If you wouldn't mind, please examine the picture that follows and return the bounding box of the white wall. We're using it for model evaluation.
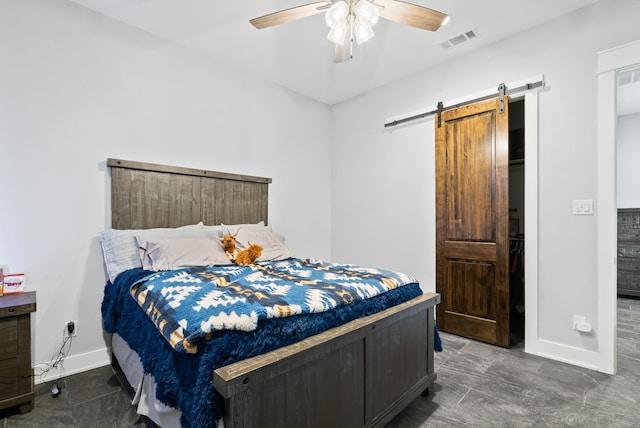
[0,0,332,379]
[331,0,640,369]
[617,113,640,208]
[3,0,639,379]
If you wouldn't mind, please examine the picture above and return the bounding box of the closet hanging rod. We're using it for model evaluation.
[384,76,545,129]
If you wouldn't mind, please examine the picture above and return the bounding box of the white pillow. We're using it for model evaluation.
[136,237,230,271]
[100,223,207,283]
[202,224,225,239]
[203,221,267,239]
[234,228,294,262]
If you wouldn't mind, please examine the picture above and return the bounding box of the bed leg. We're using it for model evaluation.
[421,380,435,398]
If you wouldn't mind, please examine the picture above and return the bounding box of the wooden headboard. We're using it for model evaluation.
[107,158,271,229]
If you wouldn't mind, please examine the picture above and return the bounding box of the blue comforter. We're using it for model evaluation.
[130,258,418,353]
[102,262,423,428]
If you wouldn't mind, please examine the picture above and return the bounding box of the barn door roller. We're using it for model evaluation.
[498,83,506,114]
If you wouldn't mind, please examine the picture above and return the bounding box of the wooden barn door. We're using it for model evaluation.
[435,96,511,347]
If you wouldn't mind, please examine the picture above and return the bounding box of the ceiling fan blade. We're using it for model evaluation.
[375,0,448,31]
[250,1,331,29]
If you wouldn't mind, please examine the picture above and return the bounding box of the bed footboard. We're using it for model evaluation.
[214,292,440,428]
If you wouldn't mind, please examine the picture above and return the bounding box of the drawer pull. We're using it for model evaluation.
[8,309,15,313]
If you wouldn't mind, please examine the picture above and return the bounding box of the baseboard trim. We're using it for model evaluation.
[527,338,599,371]
[33,347,111,385]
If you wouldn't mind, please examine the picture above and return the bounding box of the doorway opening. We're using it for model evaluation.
[615,66,640,299]
[597,39,640,375]
[509,99,525,347]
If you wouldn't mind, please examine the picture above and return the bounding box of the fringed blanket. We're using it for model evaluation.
[102,266,423,428]
[130,258,418,353]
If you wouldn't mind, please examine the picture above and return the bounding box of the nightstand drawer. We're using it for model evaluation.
[0,318,18,360]
[0,302,36,318]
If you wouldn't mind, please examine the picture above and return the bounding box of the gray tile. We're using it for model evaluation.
[3,298,640,427]
[385,297,640,427]
[70,390,139,428]
[1,368,140,428]
[65,366,122,406]
[4,382,75,428]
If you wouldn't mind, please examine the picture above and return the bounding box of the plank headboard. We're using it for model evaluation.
[107,158,271,229]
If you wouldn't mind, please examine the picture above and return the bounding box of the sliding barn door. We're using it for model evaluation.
[435,97,511,347]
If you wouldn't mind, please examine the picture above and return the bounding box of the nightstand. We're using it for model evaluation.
[0,291,36,413]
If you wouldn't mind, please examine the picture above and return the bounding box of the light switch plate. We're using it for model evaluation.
[573,199,593,215]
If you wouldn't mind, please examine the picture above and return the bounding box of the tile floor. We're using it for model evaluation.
[1,298,639,427]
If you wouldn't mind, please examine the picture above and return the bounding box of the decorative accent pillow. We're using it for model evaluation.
[136,238,230,271]
[100,223,207,283]
[233,228,294,262]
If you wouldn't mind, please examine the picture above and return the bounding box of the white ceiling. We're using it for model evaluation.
[67,0,598,105]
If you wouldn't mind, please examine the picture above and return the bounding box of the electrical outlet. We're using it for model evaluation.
[573,315,592,333]
[65,320,77,338]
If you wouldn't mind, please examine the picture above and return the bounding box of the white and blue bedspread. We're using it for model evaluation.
[131,258,417,353]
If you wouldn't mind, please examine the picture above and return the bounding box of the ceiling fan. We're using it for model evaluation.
[250,0,449,63]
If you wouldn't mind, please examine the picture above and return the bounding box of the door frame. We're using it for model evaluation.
[597,39,640,375]
[522,90,539,355]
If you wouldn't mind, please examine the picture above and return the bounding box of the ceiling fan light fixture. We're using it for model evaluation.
[354,18,375,45]
[327,0,379,47]
[353,0,379,27]
[327,19,350,45]
[325,1,349,28]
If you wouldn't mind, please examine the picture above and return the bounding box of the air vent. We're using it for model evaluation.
[441,30,478,49]
[618,69,640,86]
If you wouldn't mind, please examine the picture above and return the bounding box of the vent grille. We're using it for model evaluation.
[618,69,640,86]
[441,30,478,49]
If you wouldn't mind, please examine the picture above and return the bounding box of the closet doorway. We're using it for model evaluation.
[509,99,525,346]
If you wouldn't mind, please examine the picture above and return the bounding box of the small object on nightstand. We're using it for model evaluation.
[2,273,25,294]
[0,291,37,413]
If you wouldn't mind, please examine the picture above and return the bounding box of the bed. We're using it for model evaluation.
[101,158,440,428]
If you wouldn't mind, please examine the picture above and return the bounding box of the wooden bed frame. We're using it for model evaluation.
[106,158,440,428]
